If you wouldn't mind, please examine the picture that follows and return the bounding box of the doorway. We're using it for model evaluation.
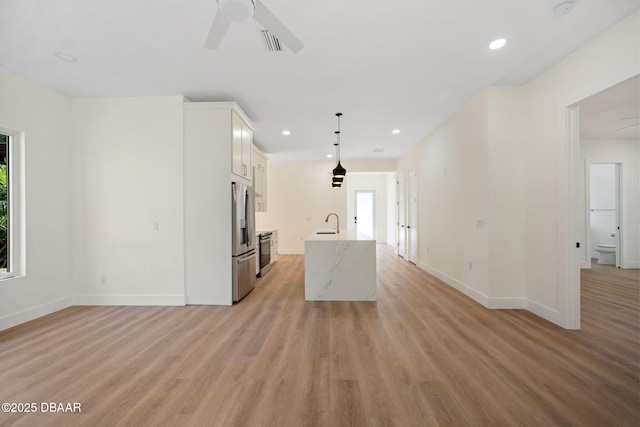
[355,190,375,239]
[563,74,639,329]
[587,163,621,268]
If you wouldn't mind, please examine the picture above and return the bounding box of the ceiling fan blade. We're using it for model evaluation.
[253,1,304,53]
[204,11,233,49]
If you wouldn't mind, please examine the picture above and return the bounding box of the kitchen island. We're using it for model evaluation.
[304,230,376,301]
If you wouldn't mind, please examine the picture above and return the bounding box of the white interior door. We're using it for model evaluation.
[408,170,418,264]
[397,174,406,258]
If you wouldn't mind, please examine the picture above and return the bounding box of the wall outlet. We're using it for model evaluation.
[100,276,107,285]
[306,217,312,222]
[476,219,484,228]
[468,261,473,270]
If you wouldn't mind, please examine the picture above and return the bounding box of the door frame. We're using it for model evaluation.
[560,72,638,330]
[407,169,418,264]
[396,172,406,258]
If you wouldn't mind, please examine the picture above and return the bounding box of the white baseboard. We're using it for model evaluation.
[414,261,565,326]
[524,299,561,325]
[416,261,489,307]
[488,297,526,309]
[0,296,72,332]
[624,261,640,269]
[72,295,186,306]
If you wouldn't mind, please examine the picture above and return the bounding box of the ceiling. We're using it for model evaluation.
[0,0,638,161]
[580,76,640,140]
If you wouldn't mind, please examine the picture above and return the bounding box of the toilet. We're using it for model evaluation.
[595,244,616,265]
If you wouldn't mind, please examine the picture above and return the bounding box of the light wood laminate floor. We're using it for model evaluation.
[0,246,638,426]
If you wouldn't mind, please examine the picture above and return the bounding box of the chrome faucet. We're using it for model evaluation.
[325,213,340,234]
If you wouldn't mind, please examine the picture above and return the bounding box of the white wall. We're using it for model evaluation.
[71,96,185,305]
[581,139,639,268]
[0,67,73,330]
[256,160,395,254]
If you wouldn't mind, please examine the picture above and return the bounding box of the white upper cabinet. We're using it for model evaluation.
[232,110,253,182]
[252,145,268,212]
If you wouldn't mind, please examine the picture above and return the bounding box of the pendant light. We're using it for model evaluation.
[331,112,346,187]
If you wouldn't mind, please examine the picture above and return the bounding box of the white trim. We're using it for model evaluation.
[625,262,640,269]
[488,297,526,309]
[525,299,561,326]
[72,295,186,306]
[0,297,72,332]
[416,261,489,307]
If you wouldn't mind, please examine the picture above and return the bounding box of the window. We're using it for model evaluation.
[0,133,8,274]
[0,128,23,279]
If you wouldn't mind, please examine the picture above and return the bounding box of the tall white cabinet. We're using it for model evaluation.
[183,102,256,305]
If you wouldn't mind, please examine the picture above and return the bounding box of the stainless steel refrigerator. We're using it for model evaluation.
[232,182,257,302]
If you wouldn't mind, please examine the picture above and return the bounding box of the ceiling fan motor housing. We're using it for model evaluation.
[218,0,256,22]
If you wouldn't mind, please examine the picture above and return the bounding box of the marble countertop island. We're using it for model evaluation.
[304,230,377,301]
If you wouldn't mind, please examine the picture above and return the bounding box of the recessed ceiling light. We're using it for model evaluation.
[489,39,507,50]
[392,129,400,134]
[282,130,291,135]
[55,52,77,62]
[326,154,333,158]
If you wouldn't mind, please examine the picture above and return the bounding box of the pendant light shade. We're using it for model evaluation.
[332,161,346,178]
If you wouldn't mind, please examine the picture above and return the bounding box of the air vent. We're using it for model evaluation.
[372,148,384,153]
[261,30,282,52]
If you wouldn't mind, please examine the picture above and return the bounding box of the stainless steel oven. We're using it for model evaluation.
[258,232,272,277]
